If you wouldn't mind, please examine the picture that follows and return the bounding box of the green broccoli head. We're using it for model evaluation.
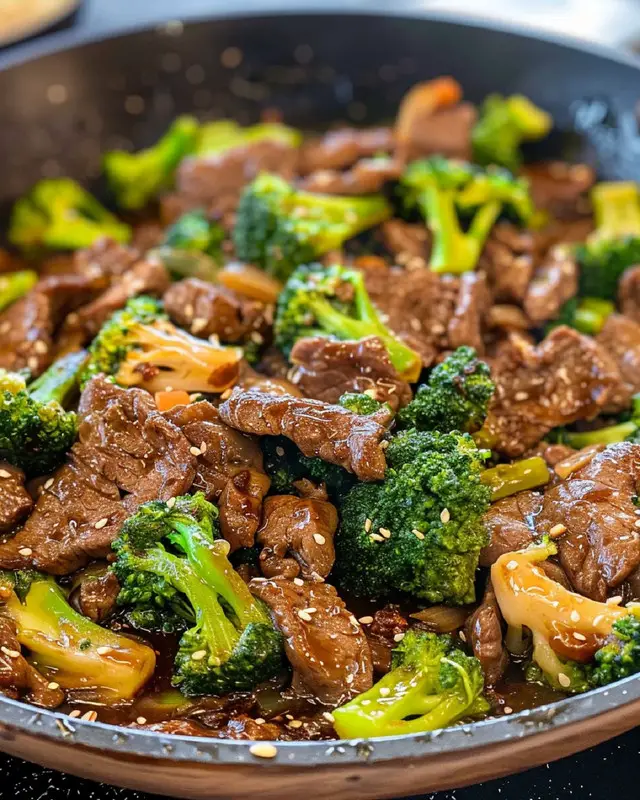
[398,346,494,434]
[577,181,640,300]
[591,614,640,686]
[274,263,421,380]
[262,436,355,499]
[472,93,552,171]
[150,208,227,284]
[104,116,199,210]
[9,178,131,252]
[196,120,301,156]
[232,173,392,282]
[338,392,390,417]
[548,295,614,336]
[0,271,38,313]
[0,351,84,476]
[401,156,533,273]
[333,630,489,738]
[113,493,283,695]
[333,429,491,604]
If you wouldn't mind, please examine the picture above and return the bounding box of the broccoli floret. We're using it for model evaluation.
[104,116,199,210]
[150,209,226,284]
[401,156,533,273]
[472,94,552,171]
[549,296,614,336]
[333,630,488,738]
[333,429,491,604]
[338,392,389,417]
[9,179,131,252]
[551,393,640,449]
[197,120,301,155]
[0,351,85,476]
[112,493,283,695]
[398,346,494,434]
[577,181,640,300]
[480,456,551,501]
[0,571,155,702]
[81,295,242,394]
[274,264,421,380]
[262,436,355,499]
[0,271,38,313]
[233,173,392,282]
[591,615,640,686]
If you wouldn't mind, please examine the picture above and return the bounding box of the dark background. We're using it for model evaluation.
[0,1,638,797]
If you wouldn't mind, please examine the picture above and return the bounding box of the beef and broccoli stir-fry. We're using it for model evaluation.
[1,75,640,743]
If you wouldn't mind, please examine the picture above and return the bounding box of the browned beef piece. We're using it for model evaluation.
[0,274,102,376]
[480,223,536,304]
[480,491,541,567]
[219,388,391,481]
[131,221,165,253]
[0,616,64,708]
[483,327,624,457]
[236,362,302,397]
[299,127,393,174]
[136,715,284,740]
[163,140,299,223]
[288,336,412,410]
[257,495,338,581]
[163,278,268,343]
[365,605,409,675]
[0,377,196,574]
[299,157,401,195]
[401,104,477,162]
[522,161,595,218]
[465,582,508,686]
[621,563,640,602]
[619,265,640,324]
[363,266,488,366]
[164,401,270,550]
[537,442,640,601]
[486,305,531,333]
[597,314,640,397]
[57,258,169,354]
[379,219,431,263]
[72,237,140,280]
[250,577,373,705]
[0,462,33,534]
[523,246,578,325]
[76,570,120,623]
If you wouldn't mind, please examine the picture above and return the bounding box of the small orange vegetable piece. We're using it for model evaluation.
[155,390,191,411]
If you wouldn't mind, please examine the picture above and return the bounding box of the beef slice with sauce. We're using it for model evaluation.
[0,616,64,708]
[597,313,640,398]
[250,577,373,705]
[482,326,625,458]
[465,581,509,686]
[0,462,33,534]
[522,245,578,325]
[0,377,196,574]
[619,264,640,324]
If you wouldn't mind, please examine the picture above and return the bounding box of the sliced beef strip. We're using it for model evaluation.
[480,491,541,567]
[76,570,121,623]
[163,278,269,344]
[72,237,141,281]
[379,219,431,263]
[236,361,302,398]
[537,442,640,601]
[164,401,270,551]
[483,326,625,458]
[597,313,640,397]
[135,715,284,740]
[0,462,33,534]
[57,258,170,354]
[299,157,401,195]
[219,388,391,481]
[521,161,595,219]
[619,264,640,324]
[299,127,393,174]
[365,605,409,675]
[479,222,535,304]
[362,266,488,366]
[465,581,509,686]
[288,336,412,410]
[162,140,299,223]
[0,274,103,376]
[523,245,579,325]
[0,377,196,574]
[400,104,477,162]
[257,494,338,581]
[0,615,64,708]
[250,577,373,705]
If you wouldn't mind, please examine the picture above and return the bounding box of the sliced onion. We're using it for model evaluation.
[218,262,283,304]
[410,605,468,633]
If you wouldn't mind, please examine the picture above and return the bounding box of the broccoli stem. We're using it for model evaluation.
[591,181,640,241]
[560,421,638,449]
[480,456,551,501]
[0,270,37,312]
[28,351,86,405]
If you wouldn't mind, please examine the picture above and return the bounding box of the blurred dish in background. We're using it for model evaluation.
[0,0,80,47]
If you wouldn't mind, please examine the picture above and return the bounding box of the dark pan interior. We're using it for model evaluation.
[0,8,639,768]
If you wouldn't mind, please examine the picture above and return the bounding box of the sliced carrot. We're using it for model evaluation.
[154,390,191,411]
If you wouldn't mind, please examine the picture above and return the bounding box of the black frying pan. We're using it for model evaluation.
[0,7,639,799]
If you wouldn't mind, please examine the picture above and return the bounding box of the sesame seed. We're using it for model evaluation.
[136,716,147,725]
[558,673,571,688]
[379,528,391,539]
[288,720,303,729]
[297,610,312,622]
[167,497,176,508]
[635,520,640,528]
[164,386,174,393]
[27,357,39,372]
[459,631,467,642]
[549,523,567,538]
[47,682,60,690]
[322,711,335,723]
[69,710,81,719]
[379,687,391,697]
[369,533,384,542]
[191,317,208,334]
[293,577,304,587]
[190,446,202,457]
[200,442,207,453]
[220,388,233,400]
[393,632,405,642]
[440,508,450,524]
[345,674,354,684]
[254,718,265,725]
[285,714,293,720]
[363,388,377,399]
[573,632,587,641]
[570,610,580,623]
[364,518,372,533]
[302,607,317,615]
[94,518,108,530]
[188,393,201,403]
[358,616,373,625]
[96,646,111,655]
[275,446,285,457]
[44,478,54,490]
[1,647,19,658]
[506,560,519,571]
[412,529,425,540]
[313,533,326,545]
[503,706,513,715]
[0,470,10,479]
[607,596,623,605]
[191,649,207,661]
[81,710,98,723]
[250,743,277,759]
[18,548,32,557]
